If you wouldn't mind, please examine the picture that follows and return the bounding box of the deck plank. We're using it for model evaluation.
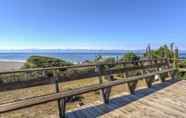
[67,80,186,118]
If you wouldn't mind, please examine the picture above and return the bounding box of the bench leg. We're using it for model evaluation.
[168,72,172,79]
[54,76,66,118]
[160,75,166,82]
[171,70,177,80]
[145,78,153,88]
[100,87,112,104]
[128,80,138,95]
[58,98,66,118]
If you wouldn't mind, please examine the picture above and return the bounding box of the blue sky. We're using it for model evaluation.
[0,0,186,50]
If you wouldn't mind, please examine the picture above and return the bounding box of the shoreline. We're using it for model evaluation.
[0,61,25,72]
[0,59,26,63]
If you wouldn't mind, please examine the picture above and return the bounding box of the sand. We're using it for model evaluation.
[0,61,24,72]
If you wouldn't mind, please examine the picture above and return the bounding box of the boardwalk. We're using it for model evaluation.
[67,79,186,118]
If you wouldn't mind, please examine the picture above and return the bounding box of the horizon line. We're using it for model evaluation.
[0,48,185,51]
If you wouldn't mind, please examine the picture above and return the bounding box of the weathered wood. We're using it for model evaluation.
[145,78,153,88]
[178,68,186,72]
[101,87,111,104]
[103,70,115,104]
[170,70,177,80]
[139,61,154,88]
[66,80,186,118]
[0,59,167,75]
[122,63,129,79]
[154,59,159,72]
[123,63,138,94]
[59,98,66,118]
[159,74,166,82]
[96,65,113,104]
[96,65,105,104]
[0,68,175,113]
[123,71,128,79]
[127,80,138,94]
[0,62,167,92]
[0,58,178,118]
[165,58,173,79]
[53,70,66,118]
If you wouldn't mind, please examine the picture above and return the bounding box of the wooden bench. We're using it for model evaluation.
[0,58,176,118]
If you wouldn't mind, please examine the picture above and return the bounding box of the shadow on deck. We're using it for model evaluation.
[66,79,180,118]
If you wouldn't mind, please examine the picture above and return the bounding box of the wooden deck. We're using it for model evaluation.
[66,79,186,118]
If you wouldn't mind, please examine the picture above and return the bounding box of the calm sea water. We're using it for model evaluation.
[0,52,185,63]
[0,53,125,63]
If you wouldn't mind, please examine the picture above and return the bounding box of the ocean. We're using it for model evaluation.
[0,52,125,63]
[0,52,185,63]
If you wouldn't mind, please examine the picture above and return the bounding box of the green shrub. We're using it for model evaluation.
[23,56,73,68]
[120,52,140,62]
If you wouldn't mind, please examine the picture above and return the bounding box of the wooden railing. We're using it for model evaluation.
[0,58,172,91]
[0,58,177,118]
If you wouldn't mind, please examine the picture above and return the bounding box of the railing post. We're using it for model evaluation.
[170,59,177,80]
[139,61,153,88]
[123,63,128,79]
[42,71,46,77]
[119,63,125,78]
[104,67,115,103]
[154,59,163,82]
[122,63,136,94]
[154,59,159,72]
[53,70,66,118]
[166,58,172,79]
[95,65,111,104]
[123,63,138,95]
[170,69,177,80]
[158,59,167,82]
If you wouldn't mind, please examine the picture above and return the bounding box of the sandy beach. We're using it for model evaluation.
[0,61,24,72]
